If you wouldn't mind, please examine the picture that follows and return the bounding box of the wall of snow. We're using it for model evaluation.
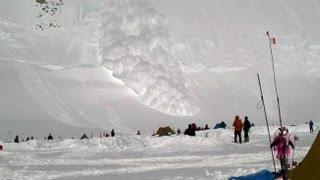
[99,0,198,116]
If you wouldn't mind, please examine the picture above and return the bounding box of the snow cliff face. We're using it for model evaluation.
[1,0,320,132]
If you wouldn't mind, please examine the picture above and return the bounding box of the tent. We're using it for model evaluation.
[213,121,227,129]
[80,133,89,140]
[229,169,274,180]
[289,130,320,180]
[156,126,175,136]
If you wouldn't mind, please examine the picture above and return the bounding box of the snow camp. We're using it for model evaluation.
[1,0,320,179]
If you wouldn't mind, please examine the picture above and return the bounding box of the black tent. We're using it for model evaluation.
[80,133,89,140]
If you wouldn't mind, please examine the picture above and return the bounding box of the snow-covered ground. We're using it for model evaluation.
[0,124,317,179]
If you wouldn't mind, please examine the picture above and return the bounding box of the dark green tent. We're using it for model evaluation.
[156,126,175,136]
[289,131,320,180]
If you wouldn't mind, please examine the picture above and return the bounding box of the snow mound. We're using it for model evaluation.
[250,124,312,136]
[197,129,234,143]
[5,131,231,154]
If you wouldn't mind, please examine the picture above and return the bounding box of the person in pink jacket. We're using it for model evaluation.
[270,127,294,179]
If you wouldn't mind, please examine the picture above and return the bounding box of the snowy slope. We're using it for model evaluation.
[1,0,320,134]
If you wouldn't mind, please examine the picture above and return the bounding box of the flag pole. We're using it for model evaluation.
[291,138,295,167]
[291,136,297,168]
[257,73,277,172]
[266,31,283,128]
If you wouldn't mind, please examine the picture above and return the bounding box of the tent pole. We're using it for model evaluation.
[257,73,277,172]
[266,31,283,128]
[291,137,296,168]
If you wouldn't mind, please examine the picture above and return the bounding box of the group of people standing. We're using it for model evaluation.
[232,115,252,143]
[13,135,34,143]
[232,115,297,178]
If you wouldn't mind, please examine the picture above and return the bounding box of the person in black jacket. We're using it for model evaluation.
[176,128,181,135]
[47,133,53,140]
[111,129,115,137]
[243,116,252,142]
[309,120,314,133]
[184,124,196,136]
[14,135,19,143]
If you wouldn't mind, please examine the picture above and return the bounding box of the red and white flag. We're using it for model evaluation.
[271,37,276,45]
[266,31,276,45]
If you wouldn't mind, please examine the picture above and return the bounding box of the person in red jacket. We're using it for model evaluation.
[233,115,244,143]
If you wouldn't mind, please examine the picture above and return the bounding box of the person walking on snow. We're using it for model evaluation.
[176,128,181,135]
[243,116,252,142]
[233,115,243,143]
[111,129,115,137]
[270,127,294,180]
[309,120,314,133]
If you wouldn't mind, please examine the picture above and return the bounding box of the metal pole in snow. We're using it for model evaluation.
[266,31,283,128]
[291,136,297,168]
[257,73,277,172]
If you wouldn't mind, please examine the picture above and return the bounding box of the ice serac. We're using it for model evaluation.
[99,0,199,116]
